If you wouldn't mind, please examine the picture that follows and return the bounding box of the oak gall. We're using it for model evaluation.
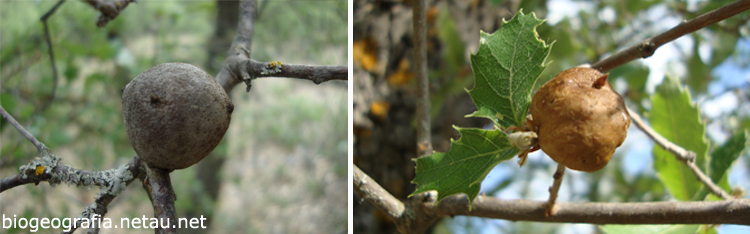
[122,63,233,170]
[530,67,630,172]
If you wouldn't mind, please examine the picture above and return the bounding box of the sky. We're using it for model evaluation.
[465,0,750,233]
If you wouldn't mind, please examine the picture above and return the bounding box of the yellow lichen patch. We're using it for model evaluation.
[387,59,414,86]
[269,61,283,69]
[35,165,45,176]
[369,101,390,120]
[353,38,379,72]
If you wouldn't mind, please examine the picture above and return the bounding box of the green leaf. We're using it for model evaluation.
[600,224,699,234]
[649,76,709,201]
[709,131,748,183]
[410,127,519,209]
[467,11,552,128]
[694,130,749,200]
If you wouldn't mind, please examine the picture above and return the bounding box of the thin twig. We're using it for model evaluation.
[627,108,732,199]
[38,0,66,116]
[592,0,750,72]
[545,163,566,216]
[0,105,46,152]
[413,0,433,157]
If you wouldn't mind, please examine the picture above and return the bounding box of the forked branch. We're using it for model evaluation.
[592,0,750,72]
[214,0,347,94]
[627,108,732,199]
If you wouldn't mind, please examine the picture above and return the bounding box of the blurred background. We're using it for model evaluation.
[353,0,749,233]
[1,0,347,233]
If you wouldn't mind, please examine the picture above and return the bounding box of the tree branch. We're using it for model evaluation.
[413,0,432,157]
[434,195,750,225]
[627,108,732,199]
[215,0,256,93]
[2,104,152,233]
[82,0,137,27]
[354,165,439,234]
[545,163,565,216]
[246,60,347,84]
[353,165,405,220]
[0,105,46,153]
[63,156,145,234]
[592,0,750,72]
[0,150,145,234]
[144,166,177,234]
[355,164,750,234]
[213,0,346,94]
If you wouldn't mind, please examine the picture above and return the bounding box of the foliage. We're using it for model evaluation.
[411,11,551,208]
[465,11,552,129]
[405,0,749,233]
[412,127,519,207]
[649,75,709,201]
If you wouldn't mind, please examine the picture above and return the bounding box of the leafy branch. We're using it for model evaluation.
[353,0,750,233]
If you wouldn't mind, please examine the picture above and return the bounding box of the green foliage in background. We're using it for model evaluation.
[600,224,700,234]
[649,76,709,201]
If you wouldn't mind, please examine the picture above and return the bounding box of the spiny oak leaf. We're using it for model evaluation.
[411,11,552,209]
[466,11,552,129]
[649,76,709,201]
[411,127,519,209]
